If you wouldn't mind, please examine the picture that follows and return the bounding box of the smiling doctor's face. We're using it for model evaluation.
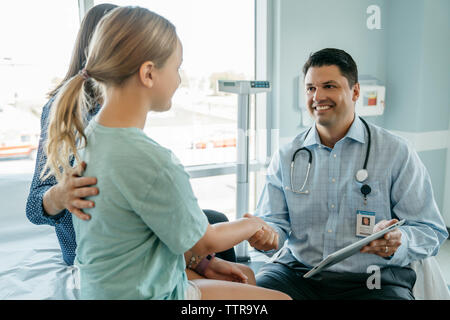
[304,65,360,133]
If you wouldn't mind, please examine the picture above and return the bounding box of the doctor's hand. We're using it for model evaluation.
[360,219,402,258]
[44,161,98,221]
[245,213,279,252]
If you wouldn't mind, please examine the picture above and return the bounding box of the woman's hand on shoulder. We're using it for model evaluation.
[46,161,98,221]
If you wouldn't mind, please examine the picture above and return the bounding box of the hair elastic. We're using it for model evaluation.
[79,69,91,80]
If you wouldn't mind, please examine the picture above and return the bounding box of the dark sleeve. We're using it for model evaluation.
[25,98,70,226]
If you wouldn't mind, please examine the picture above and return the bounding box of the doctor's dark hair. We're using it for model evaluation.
[42,6,178,181]
[302,48,358,87]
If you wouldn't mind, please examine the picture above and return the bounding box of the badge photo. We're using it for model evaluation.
[356,210,375,237]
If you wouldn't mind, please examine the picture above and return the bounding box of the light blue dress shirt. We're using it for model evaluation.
[255,116,448,273]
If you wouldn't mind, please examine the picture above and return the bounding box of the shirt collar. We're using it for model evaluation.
[345,116,366,144]
[301,116,366,148]
[302,126,319,148]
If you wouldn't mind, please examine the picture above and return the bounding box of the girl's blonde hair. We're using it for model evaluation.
[42,6,178,181]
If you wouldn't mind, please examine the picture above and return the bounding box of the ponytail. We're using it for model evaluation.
[41,72,90,181]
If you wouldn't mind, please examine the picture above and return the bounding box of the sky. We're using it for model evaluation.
[94,0,255,78]
[0,0,254,104]
[0,1,79,102]
[0,0,79,73]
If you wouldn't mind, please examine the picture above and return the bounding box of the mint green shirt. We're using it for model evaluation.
[74,120,208,300]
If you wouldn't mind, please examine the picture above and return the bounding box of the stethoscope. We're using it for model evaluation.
[290,116,372,202]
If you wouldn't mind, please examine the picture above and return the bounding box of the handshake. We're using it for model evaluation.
[243,213,279,251]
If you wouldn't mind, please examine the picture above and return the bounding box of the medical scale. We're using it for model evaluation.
[218,80,271,261]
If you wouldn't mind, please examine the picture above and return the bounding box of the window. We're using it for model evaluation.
[0,1,79,175]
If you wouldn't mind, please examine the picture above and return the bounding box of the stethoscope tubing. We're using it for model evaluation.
[290,116,371,194]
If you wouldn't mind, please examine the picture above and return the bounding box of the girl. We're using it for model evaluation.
[43,6,290,300]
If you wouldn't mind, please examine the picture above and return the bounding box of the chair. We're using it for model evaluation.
[410,256,450,300]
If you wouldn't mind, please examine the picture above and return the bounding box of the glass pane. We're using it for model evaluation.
[191,171,258,222]
[190,174,236,221]
[0,1,79,177]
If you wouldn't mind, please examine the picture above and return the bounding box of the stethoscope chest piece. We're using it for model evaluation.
[355,169,368,183]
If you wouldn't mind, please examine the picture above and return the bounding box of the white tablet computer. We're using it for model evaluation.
[303,219,405,279]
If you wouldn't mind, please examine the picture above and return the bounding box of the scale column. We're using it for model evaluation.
[235,93,250,261]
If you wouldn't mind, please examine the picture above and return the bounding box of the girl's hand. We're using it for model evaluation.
[242,212,265,230]
[203,257,249,283]
[244,213,279,251]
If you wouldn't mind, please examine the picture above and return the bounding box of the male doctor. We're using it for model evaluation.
[249,48,448,299]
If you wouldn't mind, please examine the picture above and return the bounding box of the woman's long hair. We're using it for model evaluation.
[42,6,178,181]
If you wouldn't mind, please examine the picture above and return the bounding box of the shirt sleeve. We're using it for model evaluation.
[254,149,291,253]
[25,98,70,227]
[388,142,449,266]
[130,152,209,255]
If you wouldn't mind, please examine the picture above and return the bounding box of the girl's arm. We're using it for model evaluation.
[190,214,266,256]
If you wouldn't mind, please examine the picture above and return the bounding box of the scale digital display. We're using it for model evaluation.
[251,81,270,88]
[218,80,271,94]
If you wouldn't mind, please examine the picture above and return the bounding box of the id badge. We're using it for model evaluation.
[356,210,375,237]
